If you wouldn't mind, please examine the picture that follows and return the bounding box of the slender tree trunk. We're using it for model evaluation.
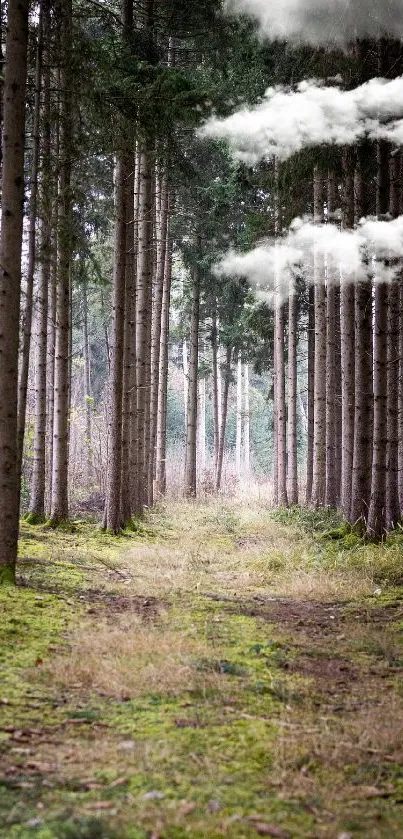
[236,353,242,477]
[183,338,189,426]
[82,280,94,484]
[129,146,140,512]
[244,362,250,473]
[350,142,374,526]
[148,168,168,503]
[50,0,73,524]
[386,151,401,529]
[198,375,207,473]
[399,272,403,511]
[184,268,200,498]
[306,285,315,504]
[216,344,232,493]
[120,158,136,526]
[155,223,172,496]
[135,148,153,513]
[288,282,298,504]
[311,168,326,508]
[340,148,355,519]
[211,304,220,473]
[0,0,29,582]
[367,48,390,538]
[30,0,51,519]
[17,9,43,490]
[103,156,126,531]
[325,171,337,508]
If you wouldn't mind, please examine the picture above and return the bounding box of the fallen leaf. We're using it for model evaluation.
[250,823,290,838]
[110,777,128,788]
[142,791,165,800]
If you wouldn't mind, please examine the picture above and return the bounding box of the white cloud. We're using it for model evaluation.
[225,0,403,46]
[200,76,403,165]
[215,215,403,305]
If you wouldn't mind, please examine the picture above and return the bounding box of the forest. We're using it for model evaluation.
[3,0,403,837]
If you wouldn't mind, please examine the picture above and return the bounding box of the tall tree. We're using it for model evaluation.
[184,266,200,498]
[311,167,326,508]
[50,0,73,524]
[0,0,29,582]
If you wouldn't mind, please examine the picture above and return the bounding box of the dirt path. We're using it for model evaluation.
[2,502,403,838]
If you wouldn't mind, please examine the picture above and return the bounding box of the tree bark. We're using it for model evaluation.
[211,304,220,473]
[216,344,232,493]
[236,353,242,478]
[50,0,73,524]
[0,0,29,582]
[386,151,401,529]
[184,267,200,498]
[244,363,250,473]
[17,8,43,491]
[305,285,315,504]
[367,47,390,539]
[311,168,326,508]
[148,168,168,504]
[155,223,172,496]
[135,148,153,513]
[340,148,355,519]
[82,280,94,484]
[103,156,126,531]
[325,171,337,508]
[350,140,374,527]
[288,282,298,504]
[30,0,51,519]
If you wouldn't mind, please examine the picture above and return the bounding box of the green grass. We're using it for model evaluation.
[2,501,403,837]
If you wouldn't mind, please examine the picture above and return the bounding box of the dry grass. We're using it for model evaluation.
[46,613,222,700]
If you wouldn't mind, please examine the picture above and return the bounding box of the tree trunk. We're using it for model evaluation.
[17,9,43,491]
[288,282,298,504]
[216,344,232,493]
[135,148,153,513]
[30,0,51,519]
[367,49,390,539]
[311,168,326,508]
[198,375,207,473]
[82,280,94,484]
[340,148,355,519]
[325,171,337,508]
[50,0,73,524]
[0,0,29,582]
[148,168,168,504]
[244,363,250,473]
[236,353,242,478]
[103,156,126,531]
[155,222,172,496]
[305,285,315,504]
[184,268,200,498]
[386,151,401,529]
[211,304,220,473]
[350,141,374,526]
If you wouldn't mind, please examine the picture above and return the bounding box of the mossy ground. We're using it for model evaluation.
[2,501,403,837]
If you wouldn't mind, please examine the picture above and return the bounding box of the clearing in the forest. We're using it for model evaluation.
[2,499,403,838]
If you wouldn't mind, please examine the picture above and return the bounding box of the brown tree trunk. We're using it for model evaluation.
[311,168,326,508]
[325,170,337,508]
[340,148,355,519]
[367,46,390,538]
[288,284,298,504]
[50,0,73,524]
[0,0,29,582]
[350,140,374,527]
[103,156,126,532]
[216,344,233,493]
[386,151,401,529]
[305,285,315,504]
[184,267,200,498]
[148,168,168,504]
[135,148,153,513]
[211,304,220,474]
[155,202,173,497]
[17,9,43,490]
[82,280,94,485]
[30,0,51,519]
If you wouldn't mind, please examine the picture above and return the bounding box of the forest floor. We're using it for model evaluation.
[2,500,403,838]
